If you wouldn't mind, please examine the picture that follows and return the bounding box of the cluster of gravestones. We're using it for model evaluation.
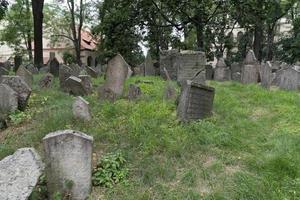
[0,130,93,200]
[0,60,37,129]
[212,50,300,91]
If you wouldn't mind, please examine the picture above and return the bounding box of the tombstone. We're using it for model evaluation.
[177,81,215,122]
[98,54,129,100]
[25,63,38,74]
[0,84,18,120]
[231,62,241,74]
[39,73,54,89]
[192,70,206,85]
[214,58,231,81]
[59,65,72,92]
[145,53,156,76]
[0,64,9,77]
[72,97,91,121]
[86,66,98,78]
[231,72,241,82]
[0,148,44,200]
[277,68,300,90]
[160,50,180,80]
[127,66,133,79]
[69,63,81,76]
[205,65,214,80]
[1,76,31,111]
[39,66,50,73]
[163,81,177,100]
[241,50,259,84]
[43,130,93,200]
[49,58,60,77]
[260,61,273,89]
[65,76,88,96]
[16,66,33,87]
[79,75,93,94]
[49,52,56,60]
[128,84,142,100]
[14,56,22,72]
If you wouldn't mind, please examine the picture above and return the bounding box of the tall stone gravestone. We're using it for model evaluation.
[59,65,72,92]
[160,50,180,80]
[231,62,241,82]
[0,148,44,200]
[1,76,31,111]
[144,53,156,76]
[261,61,273,89]
[214,58,231,81]
[177,81,215,122]
[0,84,18,121]
[49,57,60,77]
[241,50,259,84]
[14,56,22,72]
[277,68,300,90]
[43,130,93,200]
[205,65,214,80]
[98,54,129,100]
[16,66,33,87]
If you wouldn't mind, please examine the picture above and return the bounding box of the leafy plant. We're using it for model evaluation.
[92,151,128,188]
[8,110,30,125]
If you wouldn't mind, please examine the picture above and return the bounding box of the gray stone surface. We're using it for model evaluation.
[241,65,259,84]
[0,148,44,200]
[39,73,54,89]
[261,61,273,89]
[214,58,231,81]
[25,63,38,74]
[0,62,9,76]
[205,65,214,80]
[79,75,93,94]
[244,50,257,65]
[127,66,133,79]
[14,56,22,72]
[1,76,32,111]
[128,84,142,100]
[43,130,93,200]
[72,97,92,121]
[59,65,72,92]
[0,84,18,120]
[65,76,88,96]
[177,81,215,122]
[276,68,300,90]
[86,66,98,78]
[231,62,241,73]
[16,66,33,87]
[49,58,60,77]
[159,49,180,80]
[145,53,156,76]
[231,72,241,82]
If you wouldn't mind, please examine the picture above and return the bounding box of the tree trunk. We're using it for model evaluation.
[32,0,44,69]
[195,24,204,51]
[266,24,275,61]
[253,23,263,62]
[25,0,33,61]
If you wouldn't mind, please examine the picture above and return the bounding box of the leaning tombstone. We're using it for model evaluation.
[241,50,259,84]
[59,65,72,92]
[16,66,33,87]
[128,84,142,100]
[214,58,231,81]
[145,53,156,76]
[1,76,31,111]
[0,148,44,200]
[205,65,214,80]
[65,76,89,96]
[0,84,18,121]
[86,66,98,78]
[25,63,38,74]
[14,55,22,72]
[49,57,60,77]
[72,96,92,121]
[43,130,93,200]
[260,61,273,89]
[177,81,215,122]
[79,75,93,94]
[278,67,300,90]
[39,73,54,89]
[0,64,9,77]
[98,54,129,100]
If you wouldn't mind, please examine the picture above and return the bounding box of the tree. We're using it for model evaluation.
[32,0,44,68]
[0,0,33,60]
[0,0,8,20]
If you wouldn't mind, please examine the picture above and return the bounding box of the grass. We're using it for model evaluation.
[0,74,300,200]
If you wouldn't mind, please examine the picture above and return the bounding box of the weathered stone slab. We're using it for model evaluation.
[72,97,91,121]
[25,63,38,74]
[59,65,72,92]
[214,58,231,81]
[98,54,129,100]
[276,68,300,90]
[241,65,259,84]
[49,58,60,77]
[177,81,215,122]
[86,66,98,78]
[39,73,54,89]
[1,76,31,111]
[261,61,273,89]
[127,66,133,79]
[145,53,156,76]
[231,62,241,73]
[65,76,88,96]
[244,50,257,65]
[43,130,93,200]
[69,63,82,76]
[128,84,142,100]
[0,66,9,77]
[232,72,241,82]
[205,65,214,80]
[14,56,22,72]
[0,84,18,120]
[16,66,33,87]
[79,75,93,94]
[160,49,180,80]
[0,148,44,200]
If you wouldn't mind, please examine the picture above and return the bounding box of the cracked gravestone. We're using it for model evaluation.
[16,66,33,87]
[43,130,93,200]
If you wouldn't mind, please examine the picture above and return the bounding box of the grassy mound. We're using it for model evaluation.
[1,75,300,200]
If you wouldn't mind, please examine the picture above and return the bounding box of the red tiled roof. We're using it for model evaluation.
[80,30,98,50]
